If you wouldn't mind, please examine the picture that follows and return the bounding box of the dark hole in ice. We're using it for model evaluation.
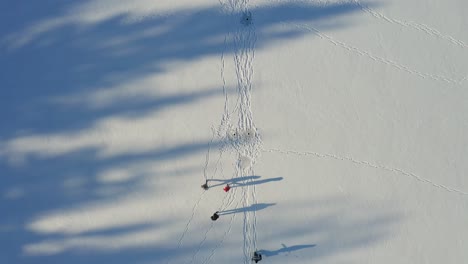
[241,12,252,26]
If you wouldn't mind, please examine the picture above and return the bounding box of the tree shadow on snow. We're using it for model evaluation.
[242,196,402,264]
[0,1,379,264]
[0,1,376,137]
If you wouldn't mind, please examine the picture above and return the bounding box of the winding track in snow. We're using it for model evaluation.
[353,0,468,49]
[286,22,463,85]
[214,0,262,263]
[201,195,242,264]
[187,185,240,264]
[170,134,233,264]
[177,1,467,262]
[285,0,468,85]
[181,0,262,262]
[263,148,468,196]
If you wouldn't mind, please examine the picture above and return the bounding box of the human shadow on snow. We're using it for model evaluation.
[218,203,276,215]
[208,175,283,188]
[258,243,316,257]
[245,197,401,263]
[208,175,261,187]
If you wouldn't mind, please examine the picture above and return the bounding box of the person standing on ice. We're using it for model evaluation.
[201,179,209,190]
[211,211,220,221]
[223,184,231,192]
[252,251,262,263]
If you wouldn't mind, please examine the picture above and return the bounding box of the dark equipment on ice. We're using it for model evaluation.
[211,211,220,221]
[252,251,262,263]
[201,180,209,190]
[241,11,252,26]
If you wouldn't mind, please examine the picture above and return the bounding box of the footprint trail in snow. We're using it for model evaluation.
[210,1,262,263]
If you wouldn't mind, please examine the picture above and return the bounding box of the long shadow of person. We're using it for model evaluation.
[208,175,261,188]
[259,243,316,257]
[236,177,283,187]
[218,203,276,215]
[208,176,283,189]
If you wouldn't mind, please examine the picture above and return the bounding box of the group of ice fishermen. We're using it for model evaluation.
[201,179,262,263]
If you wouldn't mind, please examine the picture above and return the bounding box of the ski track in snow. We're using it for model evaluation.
[179,0,262,262]
[169,136,230,264]
[286,22,464,85]
[201,196,241,264]
[263,148,468,197]
[187,222,215,264]
[353,0,468,49]
[174,192,206,253]
[187,185,239,264]
[173,1,468,262]
[213,0,262,262]
[172,0,467,262]
[185,143,241,264]
[242,175,250,263]
[218,0,262,263]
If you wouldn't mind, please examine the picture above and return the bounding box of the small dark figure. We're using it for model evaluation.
[211,211,220,221]
[252,251,262,263]
[241,11,252,26]
[223,184,231,192]
[201,180,209,190]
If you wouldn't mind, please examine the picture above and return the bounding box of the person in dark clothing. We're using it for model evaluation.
[211,211,220,221]
[252,251,262,263]
[201,180,209,190]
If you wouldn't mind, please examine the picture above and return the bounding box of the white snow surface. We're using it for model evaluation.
[1,0,468,263]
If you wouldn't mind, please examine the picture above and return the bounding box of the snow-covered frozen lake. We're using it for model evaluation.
[1,0,467,263]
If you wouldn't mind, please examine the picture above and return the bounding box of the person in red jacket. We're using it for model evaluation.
[223,184,231,192]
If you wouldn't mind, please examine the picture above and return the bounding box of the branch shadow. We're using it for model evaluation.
[0,1,374,137]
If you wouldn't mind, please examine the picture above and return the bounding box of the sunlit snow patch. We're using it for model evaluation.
[239,155,252,169]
